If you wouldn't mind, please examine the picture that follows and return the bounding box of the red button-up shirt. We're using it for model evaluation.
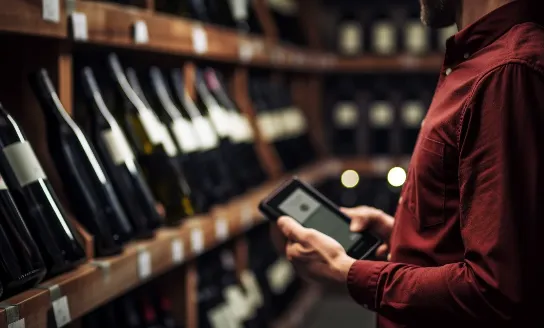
[347,2,544,327]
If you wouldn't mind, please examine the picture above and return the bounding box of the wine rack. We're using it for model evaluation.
[0,0,434,326]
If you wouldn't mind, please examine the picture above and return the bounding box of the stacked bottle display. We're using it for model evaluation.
[334,2,458,56]
[326,74,435,157]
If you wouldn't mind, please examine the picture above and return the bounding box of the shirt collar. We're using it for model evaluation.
[445,1,544,64]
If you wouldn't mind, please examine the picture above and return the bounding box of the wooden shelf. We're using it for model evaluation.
[0,0,442,73]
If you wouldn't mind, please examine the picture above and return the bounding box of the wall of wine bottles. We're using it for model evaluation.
[0,0,444,326]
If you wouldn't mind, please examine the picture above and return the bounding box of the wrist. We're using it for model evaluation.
[335,254,356,283]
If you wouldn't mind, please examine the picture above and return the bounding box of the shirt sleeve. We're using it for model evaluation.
[346,63,544,325]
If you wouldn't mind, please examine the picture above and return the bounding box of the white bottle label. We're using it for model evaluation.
[272,109,288,140]
[138,110,163,145]
[239,115,255,142]
[257,113,276,142]
[267,258,296,295]
[171,118,201,153]
[229,112,251,143]
[159,124,178,157]
[241,270,264,308]
[224,285,252,321]
[339,22,363,55]
[405,21,429,55]
[101,127,135,165]
[401,100,425,128]
[208,304,230,328]
[193,116,219,150]
[228,0,249,21]
[209,105,232,139]
[334,102,359,128]
[372,21,397,55]
[283,107,307,137]
[439,25,458,51]
[369,101,395,128]
[3,141,47,187]
[0,174,7,190]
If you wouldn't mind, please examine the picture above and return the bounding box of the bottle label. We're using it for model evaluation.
[241,270,264,309]
[3,141,47,187]
[229,112,254,143]
[369,101,395,128]
[257,113,277,142]
[439,25,458,51]
[284,107,307,137]
[405,21,429,54]
[339,21,363,55]
[401,100,426,128]
[224,285,252,321]
[271,109,288,141]
[228,0,249,21]
[193,116,219,150]
[266,258,296,295]
[171,117,201,153]
[0,174,8,190]
[334,102,359,128]
[101,127,136,165]
[208,105,232,139]
[138,109,164,145]
[372,21,397,55]
[208,303,242,328]
[159,124,179,157]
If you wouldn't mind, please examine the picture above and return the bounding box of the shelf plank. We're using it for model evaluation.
[0,0,67,39]
[335,54,444,73]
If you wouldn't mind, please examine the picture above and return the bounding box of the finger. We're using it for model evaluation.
[285,242,305,261]
[376,244,389,257]
[277,216,307,242]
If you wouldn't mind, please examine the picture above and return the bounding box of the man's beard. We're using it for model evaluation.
[420,0,458,28]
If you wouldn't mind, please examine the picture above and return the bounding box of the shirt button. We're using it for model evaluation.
[387,253,392,261]
[445,67,453,75]
[463,53,470,59]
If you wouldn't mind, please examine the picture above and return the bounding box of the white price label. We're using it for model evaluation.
[8,319,25,328]
[239,41,253,62]
[191,228,204,254]
[71,12,88,41]
[52,296,71,328]
[138,249,152,280]
[215,218,229,241]
[133,20,149,44]
[43,0,60,22]
[192,25,208,54]
[171,238,184,264]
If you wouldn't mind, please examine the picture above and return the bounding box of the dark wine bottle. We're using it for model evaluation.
[141,297,167,328]
[145,67,209,213]
[153,293,178,328]
[188,0,210,21]
[124,67,196,224]
[337,12,364,56]
[195,68,247,195]
[117,295,144,328]
[402,6,430,55]
[107,54,189,226]
[330,79,360,156]
[370,5,398,55]
[0,171,46,298]
[0,104,86,277]
[30,69,130,256]
[80,67,157,239]
[400,77,428,154]
[268,0,305,45]
[170,69,234,203]
[203,69,266,186]
[367,79,397,155]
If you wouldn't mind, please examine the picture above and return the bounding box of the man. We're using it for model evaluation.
[273,0,544,327]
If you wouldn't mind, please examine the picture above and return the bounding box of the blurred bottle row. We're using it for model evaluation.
[0,52,315,300]
[331,1,457,56]
[325,74,437,156]
[80,224,301,328]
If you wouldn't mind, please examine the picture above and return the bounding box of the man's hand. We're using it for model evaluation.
[341,206,395,258]
[276,216,356,290]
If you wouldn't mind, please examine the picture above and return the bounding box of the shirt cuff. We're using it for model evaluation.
[347,260,389,311]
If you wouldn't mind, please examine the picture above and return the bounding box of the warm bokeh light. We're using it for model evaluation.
[341,170,360,188]
[387,167,406,187]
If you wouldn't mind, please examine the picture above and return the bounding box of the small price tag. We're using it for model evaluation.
[43,0,60,23]
[138,249,152,280]
[240,205,253,230]
[8,319,25,328]
[133,20,149,44]
[215,218,228,241]
[171,238,184,264]
[191,228,204,254]
[52,296,71,327]
[239,41,253,62]
[192,25,208,54]
[71,12,88,41]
